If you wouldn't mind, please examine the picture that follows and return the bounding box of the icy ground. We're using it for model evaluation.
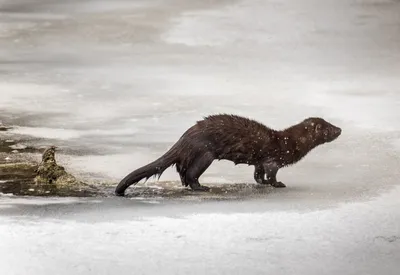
[1,0,400,274]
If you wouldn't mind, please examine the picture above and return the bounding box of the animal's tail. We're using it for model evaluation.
[115,144,179,196]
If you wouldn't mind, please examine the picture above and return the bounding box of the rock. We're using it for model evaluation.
[1,146,101,197]
[34,146,79,186]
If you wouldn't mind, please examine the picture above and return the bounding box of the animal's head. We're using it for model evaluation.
[302,117,342,145]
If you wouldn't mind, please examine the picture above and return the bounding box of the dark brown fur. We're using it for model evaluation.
[115,114,341,196]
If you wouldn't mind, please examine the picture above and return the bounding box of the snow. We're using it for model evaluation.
[1,186,400,275]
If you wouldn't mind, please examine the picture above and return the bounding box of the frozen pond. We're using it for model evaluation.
[1,0,400,274]
[1,188,400,275]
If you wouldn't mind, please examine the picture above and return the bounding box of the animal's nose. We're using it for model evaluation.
[335,127,342,135]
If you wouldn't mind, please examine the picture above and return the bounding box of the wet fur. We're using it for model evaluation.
[115,114,341,196]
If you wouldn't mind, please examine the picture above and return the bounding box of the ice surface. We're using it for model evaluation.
[1,186,400,275]
[1,0,400,274]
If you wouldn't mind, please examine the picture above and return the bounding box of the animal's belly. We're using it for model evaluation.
[218,152,256,165]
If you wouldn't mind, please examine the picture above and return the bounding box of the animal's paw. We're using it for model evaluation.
[191,185,210,192]
[271,181,286,188]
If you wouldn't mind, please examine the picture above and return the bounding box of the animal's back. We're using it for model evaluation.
[184,114,278,164]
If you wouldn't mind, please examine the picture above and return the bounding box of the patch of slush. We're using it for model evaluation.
[8,127,82,140]
[7,126,139,141]
[393,139,400,150]
[162,0,355,47]
[129,198,162,204]
[0,186,400,275]
[0,21,39,38]
[0,83,67,114]
[53,0,156,14]
[0,192,14,198]
[300,80,400,132]
[162,0,291,47]
[0,197,83,206]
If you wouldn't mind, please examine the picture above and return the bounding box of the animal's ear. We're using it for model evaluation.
[315,123,322,132]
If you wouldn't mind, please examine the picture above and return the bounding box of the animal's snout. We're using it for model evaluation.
[334,127,342,137]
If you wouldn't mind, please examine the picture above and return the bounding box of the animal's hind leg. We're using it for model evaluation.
[254,165,265,184]
[176,163,186,186]
[185,152,214,191]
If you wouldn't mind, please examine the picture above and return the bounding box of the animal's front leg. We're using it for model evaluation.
[253,164,266,184]
[262,162,286,188]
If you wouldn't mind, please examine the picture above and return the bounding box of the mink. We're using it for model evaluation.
[115,114,342,196]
